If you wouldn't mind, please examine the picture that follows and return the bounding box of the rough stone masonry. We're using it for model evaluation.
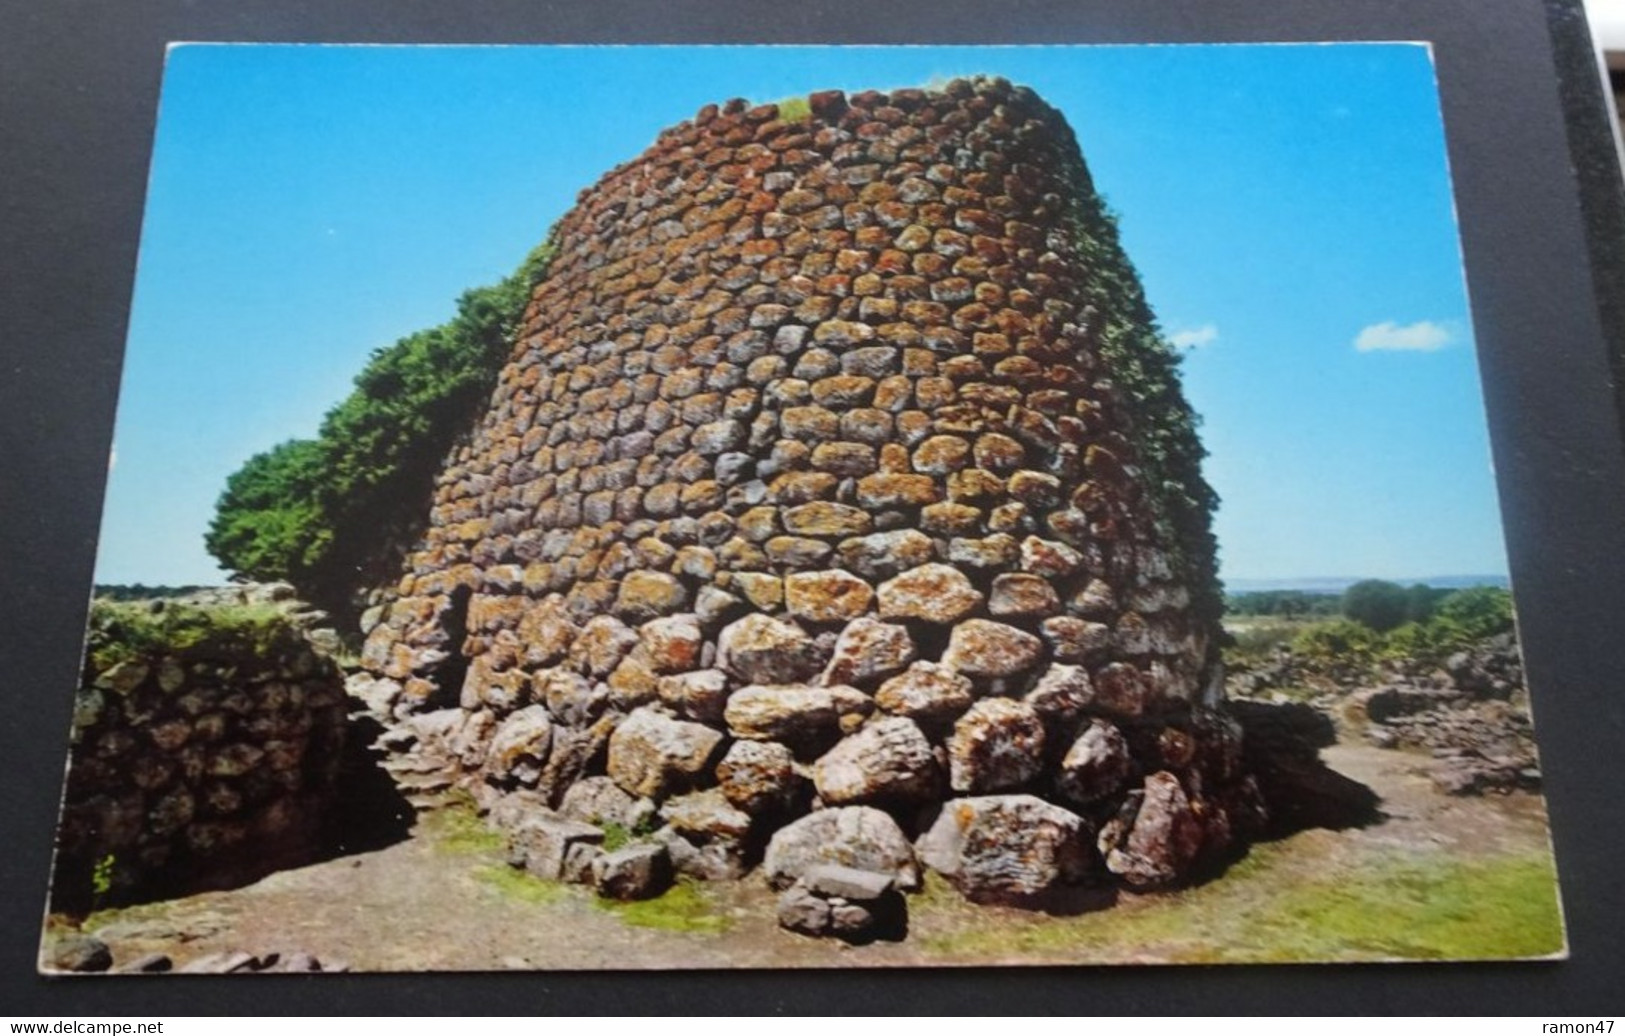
[355,76,1267,909]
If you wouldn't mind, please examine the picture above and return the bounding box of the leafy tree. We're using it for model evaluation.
[207,235,558,619]
[1403,582,1451,625]
[1225,590,1340,618]
[1432,586,1515,642]
[204,439,328,585]
[1341,579,1410,633]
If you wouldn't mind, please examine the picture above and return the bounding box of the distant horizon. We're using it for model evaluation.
[92,44,1509,587]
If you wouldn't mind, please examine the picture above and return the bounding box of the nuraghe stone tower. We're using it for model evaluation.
[357,77,1265,910]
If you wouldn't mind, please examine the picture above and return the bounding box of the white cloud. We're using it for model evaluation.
[1354,320,1453,353]
[1170,324,1219,349]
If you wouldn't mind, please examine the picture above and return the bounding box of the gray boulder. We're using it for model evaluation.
[47,935,112,973]
[874,662,975,723]
[1098,771,1205,888]
[947,698,1045,793]
[763,806,920,891]
[717,613,823,684]
[592,842,673,900]
[508,813,604,880]
[918,794,1092,903]
[777,884,832,936]
[605,707,724,799]
[715,739,803,815]
[812,717,938,806]
[724,684,871,745]
[801,863,895,902]
[1055,719,1134,806]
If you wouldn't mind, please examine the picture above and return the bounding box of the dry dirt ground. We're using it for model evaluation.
[44,741,1566,973]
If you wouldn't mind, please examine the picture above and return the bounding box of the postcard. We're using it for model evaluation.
[39,43,1565,973]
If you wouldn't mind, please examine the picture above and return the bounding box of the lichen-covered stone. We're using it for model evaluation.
[715,739,802,815]
[948,698,1046,793]
[988,573,1061,618]
[509,813,604,880]
[917,795,1092,903]
[874,662,976,723]
[659,787,753,842]
[1055,719,1134,806]
[656,668,730,724]
[568,615,641,678]
[558,775,643,828]
[484,705,554,786]
[812,717,938,806]
[941,619,1044,679]
[636,614,704,674]
[1098,771,1205,888]
[783,501,873,537]
[877,564,983,625]
[836,530,935,580]
[716,613,822,684]
[592,842,672,900]
[1090,662,1150,718]
[724,684,871,745]
[605,708,724,799]
[1020,536,1085,579]
[1023,664,1095,724]
[1040,616,1112,664]
[821,617,916,687]
[615,571,688,623]
[763,806,920,891]
[785,570,875,624]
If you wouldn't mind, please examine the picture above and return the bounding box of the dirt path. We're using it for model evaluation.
[50,742,1563,972]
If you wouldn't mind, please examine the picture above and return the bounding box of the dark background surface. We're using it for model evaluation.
[3,0,1623,1015]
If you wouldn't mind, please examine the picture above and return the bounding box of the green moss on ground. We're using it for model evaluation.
[473,864,572,906]
[915,846,1564,964]
[421,803,506,858]
[593,878,732,935]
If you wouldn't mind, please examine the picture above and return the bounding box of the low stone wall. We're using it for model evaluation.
[52,588,348,909]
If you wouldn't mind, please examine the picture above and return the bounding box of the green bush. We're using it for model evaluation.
[206,235,558,618]
[1433,586,1514,642]
[1341,579,1409,633]
[775,96,812,123]
[1290,619,1381,666]
[85,599,303,673]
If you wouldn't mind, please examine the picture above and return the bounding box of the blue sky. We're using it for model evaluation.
[95,43,1505,587]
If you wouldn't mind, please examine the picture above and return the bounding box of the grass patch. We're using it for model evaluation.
[776,96,811,124]
[422,803,506,857]
[915,845,1564,964]
[593,878,732,935]
[473,864,571,906]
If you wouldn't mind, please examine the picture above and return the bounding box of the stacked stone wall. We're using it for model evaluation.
[55,592,347,908]
[357,75,1262,901]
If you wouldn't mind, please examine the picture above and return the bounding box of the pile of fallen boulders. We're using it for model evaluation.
[1230,633,1541,797]
[1358,635,1540,795]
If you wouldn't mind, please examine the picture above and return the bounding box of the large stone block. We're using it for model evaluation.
[918,794,1092,903]
[605,708,724,800]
